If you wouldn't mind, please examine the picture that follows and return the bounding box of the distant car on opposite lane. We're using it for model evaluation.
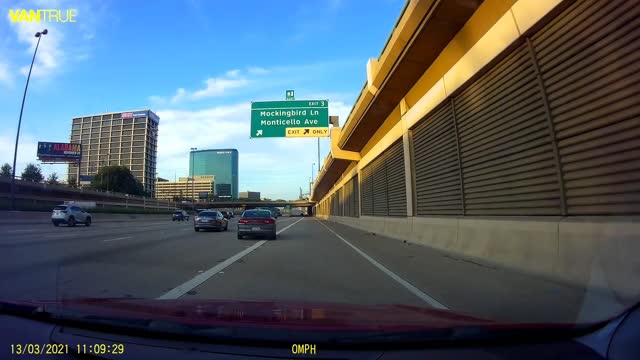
[194,211,228,232]
[172,210,189,221]
[237,209,276,240]
[51,204,92,227]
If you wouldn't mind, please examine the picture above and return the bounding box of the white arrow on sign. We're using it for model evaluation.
[256,129,263,136]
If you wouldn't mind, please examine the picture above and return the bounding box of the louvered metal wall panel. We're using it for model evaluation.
[532,0,640,215]
[341,176,359,218]
[412,102,463,215]
[454,42,561,215]
[360,164,374,216]
[371,157,388,216]
[342,182,350,217]
[353,174,360,217]
[338,187,344,216]
[386,141,408,216]
[360,141,406,217]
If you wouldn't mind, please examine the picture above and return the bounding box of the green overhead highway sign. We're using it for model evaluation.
[251,100,329,138]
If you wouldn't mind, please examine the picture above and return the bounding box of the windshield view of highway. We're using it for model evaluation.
[1,0,640,358]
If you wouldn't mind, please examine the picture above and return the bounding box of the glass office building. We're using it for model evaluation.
[189,149,238,200]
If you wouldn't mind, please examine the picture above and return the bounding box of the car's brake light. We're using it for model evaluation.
[263,219,275,224]
[238,219,248,224]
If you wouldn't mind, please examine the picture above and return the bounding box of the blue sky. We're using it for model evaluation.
[0,0,405,199]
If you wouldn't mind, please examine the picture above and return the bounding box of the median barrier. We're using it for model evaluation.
[0,211,173,225]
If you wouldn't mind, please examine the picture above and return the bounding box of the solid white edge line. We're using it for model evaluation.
[317,220,449,310]
[157,217,305,300]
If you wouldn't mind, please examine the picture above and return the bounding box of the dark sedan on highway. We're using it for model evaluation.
[194,210,228,232]
[237,209,276,240]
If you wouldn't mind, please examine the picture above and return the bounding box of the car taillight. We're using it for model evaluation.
[238,219,248,224]
[263,219,275,224]
[195,217,200,221]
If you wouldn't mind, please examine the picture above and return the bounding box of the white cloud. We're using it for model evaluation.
[149,60,360,105]
[329,101,353,125]
[11,21,64,79]
[4,0,105,81]
[155,103,250,179]
[0,62,12,86]
[192,77,249,99]
[150,72,251,104]
[248,66,269,75]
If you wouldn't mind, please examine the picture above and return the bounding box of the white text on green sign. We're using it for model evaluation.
[250,100,329,138]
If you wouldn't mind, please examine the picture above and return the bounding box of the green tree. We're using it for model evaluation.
[46,172,59,185]
[21,163,44,182]
[1,163,12,177]
[68,178,77,187]
[91,165,145,195]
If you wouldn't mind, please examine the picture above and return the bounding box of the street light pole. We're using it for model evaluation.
[10,29,48,210]
[190,147,197,208]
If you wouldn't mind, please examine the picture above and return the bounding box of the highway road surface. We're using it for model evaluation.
[0,216,626,324]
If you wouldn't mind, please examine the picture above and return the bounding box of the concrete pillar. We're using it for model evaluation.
[357,166,362,217]
[402,130,414,217]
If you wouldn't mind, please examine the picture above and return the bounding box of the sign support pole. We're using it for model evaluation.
[77,155,81,188]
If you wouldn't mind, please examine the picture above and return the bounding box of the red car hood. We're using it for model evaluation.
[2,298,500,332]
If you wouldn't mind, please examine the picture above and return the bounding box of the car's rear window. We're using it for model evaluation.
[198,212,217,218]
[54,206,67,210]
[243,210,271,219]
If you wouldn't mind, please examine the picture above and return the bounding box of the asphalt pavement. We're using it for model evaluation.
[0,215,626,324]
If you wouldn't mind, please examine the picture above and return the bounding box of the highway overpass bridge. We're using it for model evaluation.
[187,200,315,213]
[311,0,640,303]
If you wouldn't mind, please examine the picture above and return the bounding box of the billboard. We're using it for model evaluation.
[37,142,81,162]
[120,110,160,124]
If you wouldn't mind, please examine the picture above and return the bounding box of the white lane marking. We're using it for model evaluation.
[157,217,305,300]
[44,234,80,238]
[181,228,191,231]
[103,236,132,242]
[317,221,448,310]
[5,229,36,233]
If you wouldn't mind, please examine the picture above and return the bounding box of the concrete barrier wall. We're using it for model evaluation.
[0,211,173,225]
[324,215,640,301]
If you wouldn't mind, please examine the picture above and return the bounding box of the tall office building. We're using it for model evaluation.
[68,110,159,195]
[189,149,238,200]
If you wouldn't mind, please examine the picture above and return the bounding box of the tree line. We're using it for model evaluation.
[0,162,148,196]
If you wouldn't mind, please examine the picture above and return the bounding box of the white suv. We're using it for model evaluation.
[51,204,92,227]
